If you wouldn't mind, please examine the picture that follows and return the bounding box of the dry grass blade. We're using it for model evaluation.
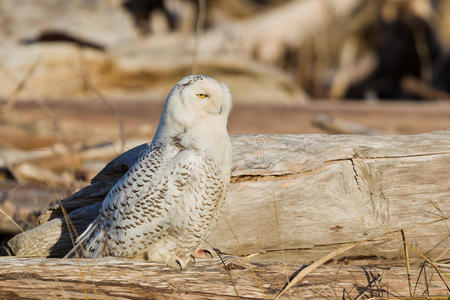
[379,224,450,296]
[221,213,265,299]
[429,201,450,221]
[77,49,125,154]
[353,268,386,300]
[214,249,240,297]
[413,261,426,296]
[381,224,450,281]
[1,58,40,116]
[274,242,360,300]
[90,85,126,153]
[59,201,90,299]
[384,296,450,300]
[0,195,71,298]
[433,265,450,294]
[199,237,240,297]
[0,208,29,246]
[0,199,41,256]
[423,264,430,296]
[411,231,449,265]
[429,200,450,234]
[401,229,413,297]
[273,194,292,300]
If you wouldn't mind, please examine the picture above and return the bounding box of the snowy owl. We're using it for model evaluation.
[65,75,232,270]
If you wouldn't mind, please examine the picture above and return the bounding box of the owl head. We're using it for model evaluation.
[157,75,233,138]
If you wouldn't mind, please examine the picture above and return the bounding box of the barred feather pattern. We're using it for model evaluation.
[66,142,229,269]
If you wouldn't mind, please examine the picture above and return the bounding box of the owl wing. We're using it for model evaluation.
[97,145,219,257]
[65,143,163,258]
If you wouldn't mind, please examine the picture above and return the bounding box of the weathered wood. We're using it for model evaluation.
[6,130,450,265]
[222,0,362,63]
[0,257,448,299]
[0,0,366,103]
[0,138,144,170]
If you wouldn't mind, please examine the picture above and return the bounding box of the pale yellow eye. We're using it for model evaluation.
[196,93,208,99]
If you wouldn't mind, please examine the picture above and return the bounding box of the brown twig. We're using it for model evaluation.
[274,242,360,300]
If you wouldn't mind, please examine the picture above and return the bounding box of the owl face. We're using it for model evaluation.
[178,75,232,118]
[163,75,232,132]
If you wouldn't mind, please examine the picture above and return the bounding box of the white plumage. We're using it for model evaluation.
[65,75,232,270]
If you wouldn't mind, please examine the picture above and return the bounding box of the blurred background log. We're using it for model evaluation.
[0,257,448,299]
[312,114,381,135]
[6,130,450,267]
[1,0,449,103]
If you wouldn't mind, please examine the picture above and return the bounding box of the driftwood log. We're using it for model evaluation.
[6,130,450,265]
[0,257,448,299]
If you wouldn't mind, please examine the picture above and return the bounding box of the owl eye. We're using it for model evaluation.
[196,93,208,99]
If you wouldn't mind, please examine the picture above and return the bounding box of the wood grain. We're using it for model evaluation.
[0,257,448,299]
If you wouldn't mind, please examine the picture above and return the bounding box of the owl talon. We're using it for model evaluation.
[176,259,183,271]
[190,254,196,264]
[193,248,214,259]
[203,249,213,259]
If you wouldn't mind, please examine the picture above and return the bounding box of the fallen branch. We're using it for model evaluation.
[402,76,450,101]
[312,113,381,135]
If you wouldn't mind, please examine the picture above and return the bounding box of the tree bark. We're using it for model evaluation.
[6,130,450,266]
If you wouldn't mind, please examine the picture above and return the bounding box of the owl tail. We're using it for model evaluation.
[63,217,105,259]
